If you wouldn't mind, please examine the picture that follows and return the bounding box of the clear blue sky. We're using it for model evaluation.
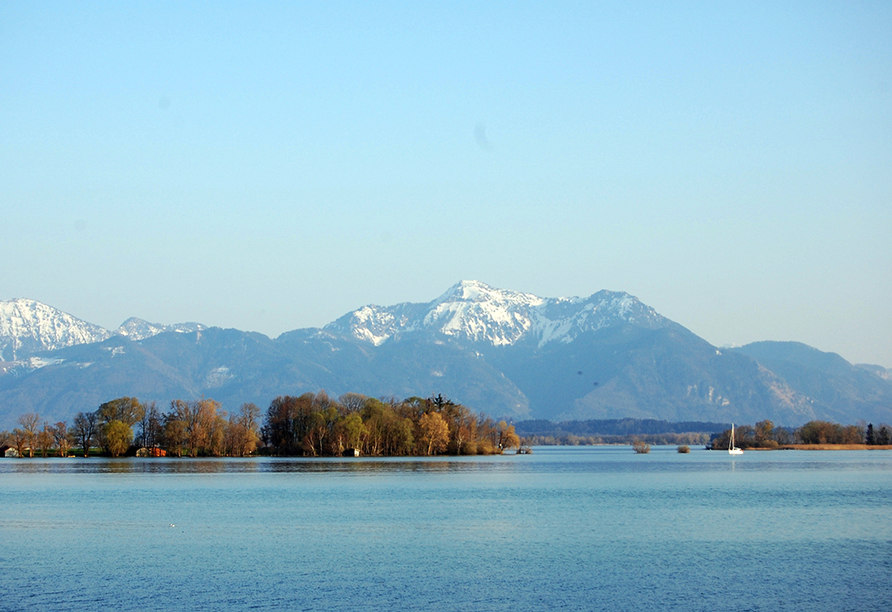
[2,2,891,366]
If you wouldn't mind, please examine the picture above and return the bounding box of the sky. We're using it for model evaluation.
[2,2,891,366]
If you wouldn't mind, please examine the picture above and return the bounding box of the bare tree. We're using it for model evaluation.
[168,398,221,457]
[11,428,29,457]
[137,401,163,450]
[17,413,41,457]
[37,422,53,457]
[226,403,261,457]
[52,422,71,457]
[73,411,98,457]
[338,393,367,414]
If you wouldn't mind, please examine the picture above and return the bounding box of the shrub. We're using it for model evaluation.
[476,441,495,455]
[677,445,690,453]
[632,440,650,454]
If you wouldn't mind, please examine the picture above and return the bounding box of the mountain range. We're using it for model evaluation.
[1,281,890,430]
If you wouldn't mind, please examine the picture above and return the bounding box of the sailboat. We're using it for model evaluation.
[728,423,743,455]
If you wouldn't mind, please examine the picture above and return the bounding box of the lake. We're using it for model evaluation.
[1,446,890,611]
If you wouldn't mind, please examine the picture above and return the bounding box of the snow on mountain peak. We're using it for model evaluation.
[327,281,667,347]
[436,280,543,305]
[115,317,207,341]
[424,281,546,345]
[0,299,210,361]
[0,298,112,360]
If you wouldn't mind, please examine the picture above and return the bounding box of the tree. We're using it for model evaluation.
[379,411,414,456]
[52,422,71,457]
[755,420,776,447]
[37,422,53,457]
[263,394,316,455]
[97,397,145,427]
[226,403,261,457]
[137,401,163,450]
[167,399,221,457]
[866,423,876,445]
[17,412,40,457]
[73,411,98,457]
[333,412,366,454]
[797,420,863,445]
[236,402,261,433]
[774,427,793,445]
[430,393,454,413]
[162,416,187,457]
[190,399,222,456]
[419,412,449,455]
[444,403,478,455]
[11,428,29,457]
[97,398,144,453]
[877,426,891,446]
[206,411,228,457]
[798,421,834,444]
[360,398,389,456]
[632,439,651,454]
[498,423,521,451]
[305,406,339,456]
[338,392,367,414]
[104,420,132,457]
[477,416,499,454]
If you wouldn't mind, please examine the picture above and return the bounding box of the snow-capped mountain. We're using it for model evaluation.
[2,283,891,429]
[0,299,208,360]
[325,280,667,347]
[0,298,112,361]
[115,317,206,341]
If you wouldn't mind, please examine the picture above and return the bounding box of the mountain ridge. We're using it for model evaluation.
[1,282,890,429]
[324,280,668,348]
[0,298,112,361]
[0,298,207,359]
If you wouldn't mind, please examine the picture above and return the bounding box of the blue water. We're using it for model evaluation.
[2,446,890,611]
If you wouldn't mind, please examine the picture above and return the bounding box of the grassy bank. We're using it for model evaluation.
[780,444,892,451]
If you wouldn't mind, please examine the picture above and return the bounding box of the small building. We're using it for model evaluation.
[4,447,20,458]
[343,448,361,457]
[136,447,167,457]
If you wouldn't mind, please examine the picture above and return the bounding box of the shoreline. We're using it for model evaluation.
[735,444,892,451]
[779,444,892,451]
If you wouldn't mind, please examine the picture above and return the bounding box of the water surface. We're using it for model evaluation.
[2,446,890,611]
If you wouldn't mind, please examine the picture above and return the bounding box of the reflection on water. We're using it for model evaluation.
[0,456,526,475]
[3,445,889,475]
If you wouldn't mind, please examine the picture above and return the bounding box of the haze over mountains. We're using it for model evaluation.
[1,281,890,430]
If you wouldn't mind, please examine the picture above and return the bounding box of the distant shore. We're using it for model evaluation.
[773,444,892,451]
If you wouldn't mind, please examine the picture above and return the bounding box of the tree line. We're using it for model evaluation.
[516,418,891,448]
[0,392,520,458]
[708,419,892,449]
[261,392,519,456]
[2,397,262,458]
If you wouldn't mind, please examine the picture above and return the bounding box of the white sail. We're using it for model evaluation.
[729,423,743,455]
